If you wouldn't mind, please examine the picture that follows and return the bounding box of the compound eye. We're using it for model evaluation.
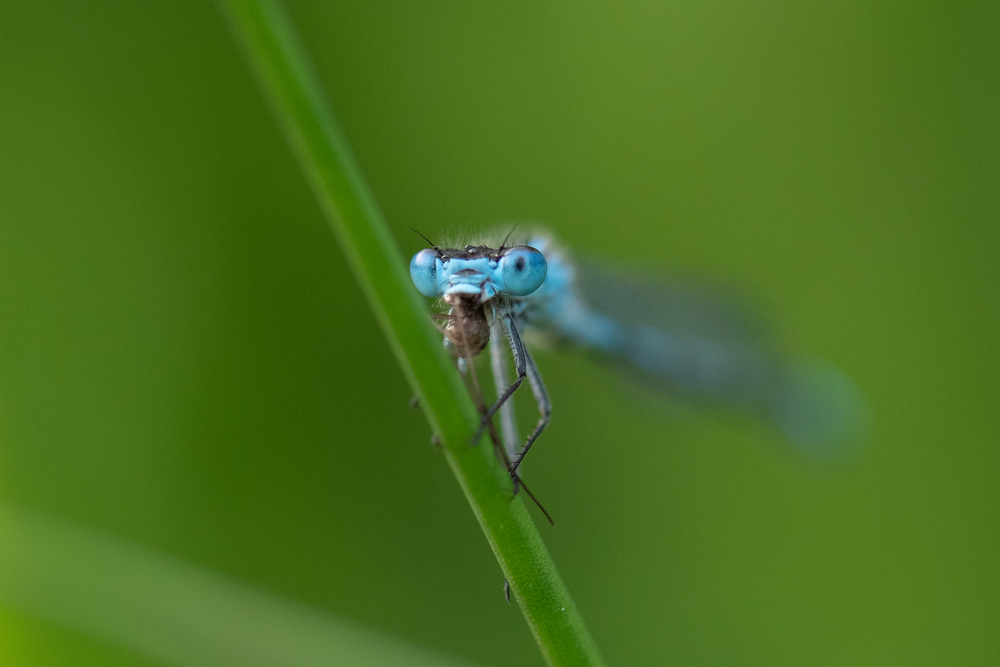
[498,246,547,296]
[410,249,440,297]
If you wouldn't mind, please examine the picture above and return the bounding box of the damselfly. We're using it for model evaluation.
[410,230,862,482]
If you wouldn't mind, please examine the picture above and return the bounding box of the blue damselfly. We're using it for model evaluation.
[410,229,863,489]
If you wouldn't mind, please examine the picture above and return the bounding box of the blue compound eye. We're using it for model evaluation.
[410,249,440,297]
[499,246,547,296]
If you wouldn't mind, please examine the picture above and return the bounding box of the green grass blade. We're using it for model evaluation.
[0,504,482,667]
[215,1,605,665]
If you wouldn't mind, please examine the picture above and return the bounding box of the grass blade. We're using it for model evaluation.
[0,504,482,667]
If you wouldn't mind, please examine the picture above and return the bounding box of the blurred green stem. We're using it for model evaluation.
[0,504,480,667]
[216,1,605,665]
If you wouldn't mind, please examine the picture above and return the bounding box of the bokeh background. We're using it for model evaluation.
[1,1,998,665]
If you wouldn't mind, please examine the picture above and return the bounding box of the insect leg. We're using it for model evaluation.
[510,343,550,473]
[490,319,520,462]
[472,315,526,445]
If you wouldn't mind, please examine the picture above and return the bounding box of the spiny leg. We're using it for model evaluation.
[444,310,553,524]
[472,315,527,445]
[489,319,519,463]
[460,318,552,523]
[486,412,554,525]
[510,343,551,474]
[449,308,512,475]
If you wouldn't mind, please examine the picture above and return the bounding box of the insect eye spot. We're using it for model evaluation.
[499,246,547,296]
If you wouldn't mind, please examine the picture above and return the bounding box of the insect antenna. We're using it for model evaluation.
[497,224,519,252]
[407,226,439,250]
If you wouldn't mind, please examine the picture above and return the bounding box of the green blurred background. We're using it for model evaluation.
[1,1,997,665]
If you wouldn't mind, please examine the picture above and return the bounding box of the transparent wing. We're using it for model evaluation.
[526,255,866,457]
[575,261,769,343]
